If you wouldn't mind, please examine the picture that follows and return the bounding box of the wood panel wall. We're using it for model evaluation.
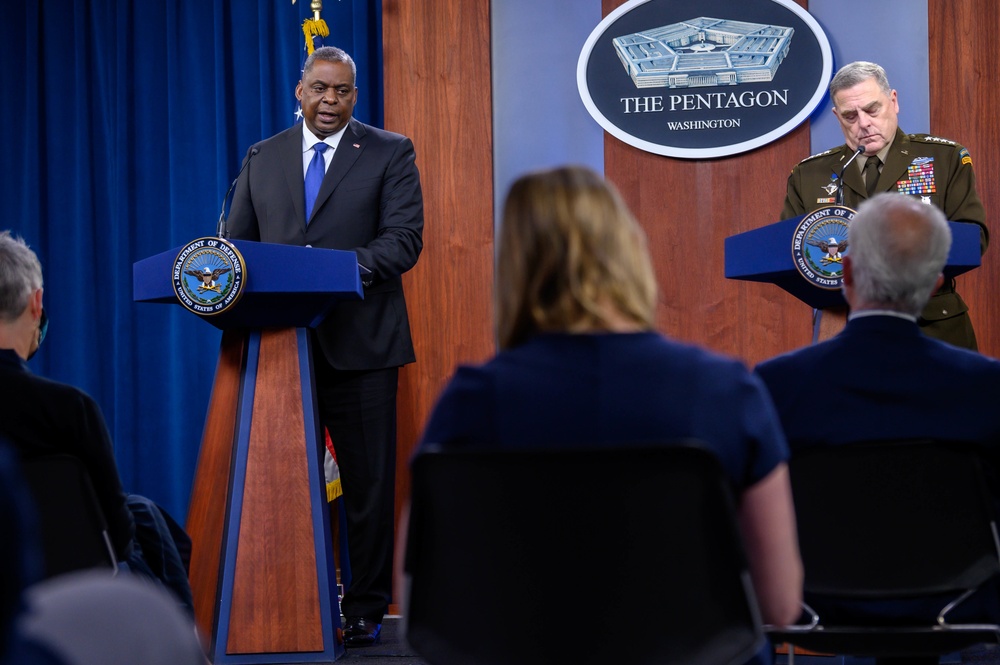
[929,0,1000,359]
[602,0,813,365]
[382,0,495,611]
[382,0,1000,611]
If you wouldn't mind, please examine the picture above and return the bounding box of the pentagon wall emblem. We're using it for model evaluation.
[791,206,855,290]
[613,17,794,90]
[172,237,247,315]
[578,0,832,158]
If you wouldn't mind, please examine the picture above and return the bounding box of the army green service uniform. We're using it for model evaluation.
[783,127,988,350]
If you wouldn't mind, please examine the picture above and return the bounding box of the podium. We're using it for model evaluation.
[134,240,363,664]
[724,217,982,309]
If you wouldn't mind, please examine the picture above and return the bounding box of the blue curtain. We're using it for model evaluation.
[0,0,382,522]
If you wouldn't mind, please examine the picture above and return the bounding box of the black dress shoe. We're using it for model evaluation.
[343,616,381,647]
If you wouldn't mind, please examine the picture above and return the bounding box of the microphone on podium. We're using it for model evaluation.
[216,147,259,239]
[835,145,866,206]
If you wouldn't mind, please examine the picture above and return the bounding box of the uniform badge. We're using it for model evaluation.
[896,157,936,196]
[791,205,855,290]
[816,179,838,204]
[172,237,247,316]
[960,147,973,166]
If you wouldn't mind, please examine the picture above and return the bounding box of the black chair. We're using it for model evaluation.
[405,443,764,665]
[20,454,118,579]
[768,440,1000,660]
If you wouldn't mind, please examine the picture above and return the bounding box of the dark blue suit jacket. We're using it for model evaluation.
[755,315,1000,623]
[227,119,423,370]
[755,315,1000,450]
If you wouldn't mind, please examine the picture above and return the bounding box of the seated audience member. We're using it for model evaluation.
[0,231,194,616]
[2,440,204,665]
[0,437,62,665]
[418,166,803,649]
[755,194,1000,643]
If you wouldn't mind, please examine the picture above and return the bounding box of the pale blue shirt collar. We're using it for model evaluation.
[848,309,918,323]
[301,124,348,173]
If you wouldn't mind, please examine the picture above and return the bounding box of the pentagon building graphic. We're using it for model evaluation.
[613,17,794,89]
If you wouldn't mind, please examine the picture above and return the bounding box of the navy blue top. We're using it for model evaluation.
[420,332,789,490]
[755,315,1000,449]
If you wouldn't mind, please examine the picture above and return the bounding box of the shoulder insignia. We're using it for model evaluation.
[799,146,839,163]
[908,133,958,147]
[960,147,973,166]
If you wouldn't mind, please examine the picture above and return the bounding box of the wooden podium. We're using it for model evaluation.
[724,217,982,308]
[134,240,363,664]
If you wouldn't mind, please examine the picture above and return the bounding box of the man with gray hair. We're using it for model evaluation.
[782,61,987,350]
[0,231,195,618]
[757,193,1000,446]
[755,193,1000,645]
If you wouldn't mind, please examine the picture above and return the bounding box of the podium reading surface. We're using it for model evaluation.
[724,218,981,310]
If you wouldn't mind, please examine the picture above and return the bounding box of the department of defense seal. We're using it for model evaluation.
[172,237,247,315]
[791,205,855,290]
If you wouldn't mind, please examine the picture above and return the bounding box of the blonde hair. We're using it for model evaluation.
[496,165,657,349]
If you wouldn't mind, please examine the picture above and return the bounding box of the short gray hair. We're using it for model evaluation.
[0,231,43,322]
[303,46,357,85]
[847,194,951,316]
[830,61,891,98]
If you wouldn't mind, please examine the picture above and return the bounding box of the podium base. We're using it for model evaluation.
[187,329,344,664]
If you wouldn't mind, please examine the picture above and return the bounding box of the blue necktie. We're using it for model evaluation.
[304,142,328,223]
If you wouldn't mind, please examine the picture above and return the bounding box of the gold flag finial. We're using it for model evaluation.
[301,0,328,55]
[291,0,323,19]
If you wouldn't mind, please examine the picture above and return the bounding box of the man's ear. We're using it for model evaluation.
[29,288,43,319]
[840,255,854,303]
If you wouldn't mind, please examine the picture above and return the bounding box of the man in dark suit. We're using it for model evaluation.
[0,231,194,618]
[755,194,1000,650]
[783,61,987,350]
[227,45,423,646]
[756,193,1000,447]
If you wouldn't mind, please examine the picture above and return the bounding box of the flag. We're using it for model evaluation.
[293,15,330,123]
[324,427,343,502]
[296,6,342,503]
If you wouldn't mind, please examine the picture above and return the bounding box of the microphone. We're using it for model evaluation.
[835,145,866,206]
[217,147,259,238]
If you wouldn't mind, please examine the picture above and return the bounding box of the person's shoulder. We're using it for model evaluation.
[905,133,971,157]
[39,375,103,414]
[351,119,409,144]
[794,145,841,168]
[923,334,1000,373]
[755,339,830,379]
[247,124,300,155]
[642,333,754,379]
[907,133,960,148]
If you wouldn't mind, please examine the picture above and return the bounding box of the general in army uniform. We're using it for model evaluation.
[783,61,987,350]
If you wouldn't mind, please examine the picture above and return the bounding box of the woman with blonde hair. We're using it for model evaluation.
[418,165,801,641]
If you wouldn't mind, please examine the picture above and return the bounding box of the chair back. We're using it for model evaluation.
[20,454,118,579]
[405,443,763,665]
[789,440,1000,599]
